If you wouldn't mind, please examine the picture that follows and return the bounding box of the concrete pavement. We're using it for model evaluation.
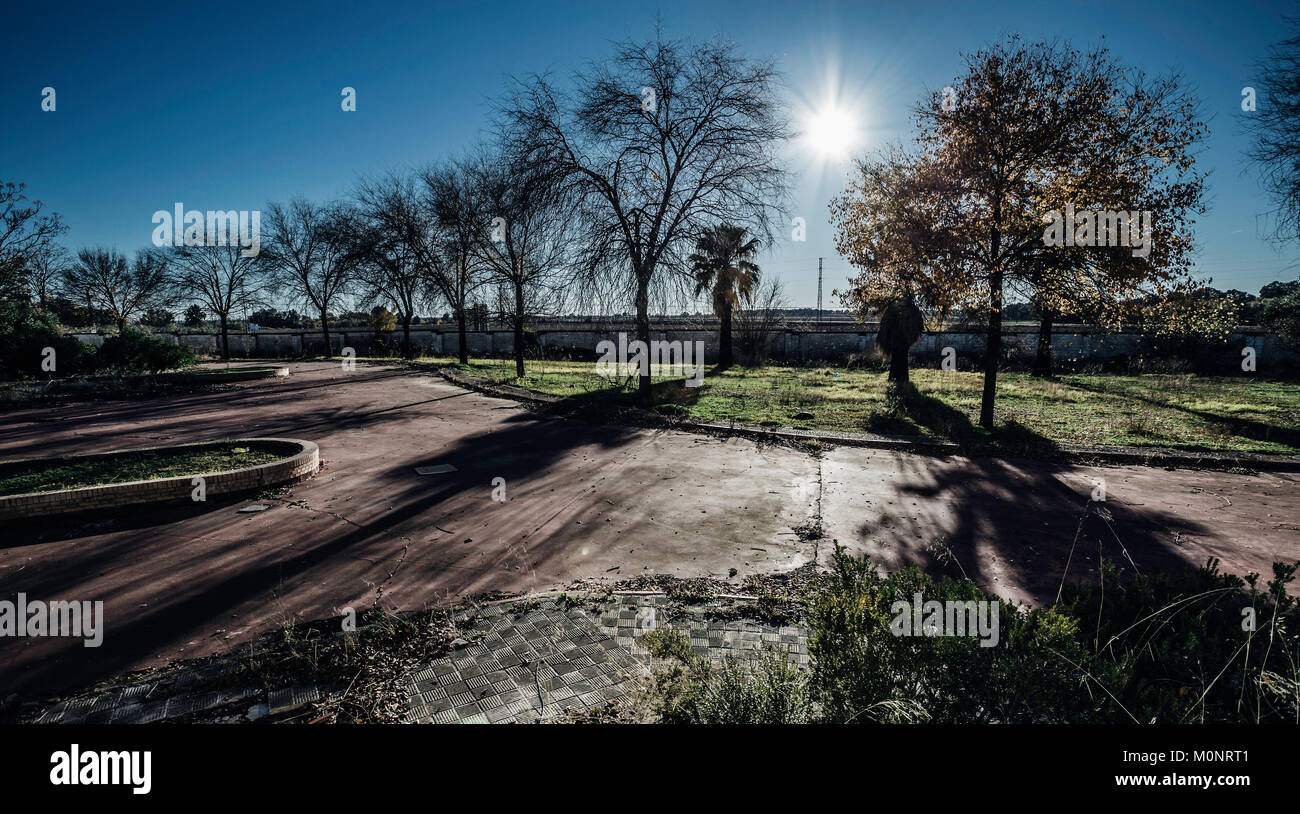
[1,361,1296,697]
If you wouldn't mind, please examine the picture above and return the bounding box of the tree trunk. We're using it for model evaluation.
[320,308,331,359]
[979,268,1003,428]
[635,274,651,407]
[402,314,413,360]
[1033,306,1054,378]
[719,301,733,368]
[513,278,525,379]
[456,306,468,364]
[888,348,909,382]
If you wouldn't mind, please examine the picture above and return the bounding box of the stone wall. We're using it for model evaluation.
[72,324,1297,369]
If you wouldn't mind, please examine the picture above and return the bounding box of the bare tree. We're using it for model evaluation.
[733,276,787,366]
[351,175,432,359]
[419,160,490,364]
[471,150,574,377]
[500,33,792,403]
[0,181,66,307]
[263,198,356,356]
[63,247,172,331]
[24,242,73,310]
[1246,19,1300,245]
[170,244,267,359]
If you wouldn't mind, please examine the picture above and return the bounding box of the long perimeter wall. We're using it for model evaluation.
[72,324,1297,369]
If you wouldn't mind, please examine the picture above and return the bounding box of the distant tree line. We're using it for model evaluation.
[0,31,795,393]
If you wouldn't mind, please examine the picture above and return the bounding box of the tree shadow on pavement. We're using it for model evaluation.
[847,451,1217,606]
[0,403,646,699]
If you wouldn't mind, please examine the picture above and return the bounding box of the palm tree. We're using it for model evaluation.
[876,294,924,382]
[689,225,761,367]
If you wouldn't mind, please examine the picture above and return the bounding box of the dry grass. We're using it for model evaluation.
[434,357,1300,454]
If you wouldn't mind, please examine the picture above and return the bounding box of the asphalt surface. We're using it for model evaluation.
[2,361,1297,697]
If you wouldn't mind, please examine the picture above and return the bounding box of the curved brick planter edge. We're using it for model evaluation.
[0,438,319,521]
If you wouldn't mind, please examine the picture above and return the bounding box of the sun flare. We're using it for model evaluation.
[804,104,860,161]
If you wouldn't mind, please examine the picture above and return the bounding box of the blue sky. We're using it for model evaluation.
[2,0,1297,309]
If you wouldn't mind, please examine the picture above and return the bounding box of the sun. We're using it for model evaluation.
[804,104,860,162]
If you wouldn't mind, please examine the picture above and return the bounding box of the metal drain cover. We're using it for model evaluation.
[414,464,458,475]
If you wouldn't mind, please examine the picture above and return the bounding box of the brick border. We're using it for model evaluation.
[0,438,319,520]
[437,366,559,406]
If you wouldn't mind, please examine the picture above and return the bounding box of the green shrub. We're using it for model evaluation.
[96,325,195,374]
[805,548,1097,723]
[0,306,97,380]
[1260,287,1300,351]
[642,627,810,724]
[1061,557,1300,723]
[638,548,1300,724]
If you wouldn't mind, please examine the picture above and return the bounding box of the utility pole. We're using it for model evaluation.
[816,258,823,324]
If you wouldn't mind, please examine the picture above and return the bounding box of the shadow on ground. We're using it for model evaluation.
[847,450,1219,605]
[0,395,645,698]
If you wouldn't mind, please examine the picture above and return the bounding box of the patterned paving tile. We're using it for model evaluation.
[399,593,808,724]
[30,592,808,726]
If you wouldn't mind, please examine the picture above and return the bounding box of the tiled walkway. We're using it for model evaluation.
[401,593,808,724]
[26,592,808,725]
[401,600,643,723]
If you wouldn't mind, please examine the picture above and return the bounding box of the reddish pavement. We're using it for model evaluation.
[2,361,1298,698]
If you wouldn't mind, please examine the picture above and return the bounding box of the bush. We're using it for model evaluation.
[642,627,811,724]
[1061,557,1300,723]
[1260,287,1300,351]
[369,306,397,335]
[805,549,1096,723]
[96,325,195,374]
[639,547,1300,724]
[140,307,175,328]
[0,305,97,380]
[520,328,542,356]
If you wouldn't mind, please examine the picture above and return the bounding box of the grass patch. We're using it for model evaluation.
[433,357,1300,455]
[0,441,289,496]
